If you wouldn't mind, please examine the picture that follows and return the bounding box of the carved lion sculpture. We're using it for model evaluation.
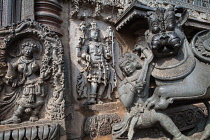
[143,7,210,140]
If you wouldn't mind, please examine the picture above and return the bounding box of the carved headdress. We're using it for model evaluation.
[20,38,39,51]
[147,7,176,34]
[89,21,99,32]
[89,21,100,41]
[119,52,142,70]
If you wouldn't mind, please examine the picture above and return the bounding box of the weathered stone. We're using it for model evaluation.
[21,0,34,20]
[1,0,210,140]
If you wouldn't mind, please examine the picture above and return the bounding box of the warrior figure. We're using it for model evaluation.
[112,46,192,140]
[78,22,115,105]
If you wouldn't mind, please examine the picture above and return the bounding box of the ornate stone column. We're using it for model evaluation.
[35,0,63,35]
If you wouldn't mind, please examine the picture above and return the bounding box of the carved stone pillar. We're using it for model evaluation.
[21,0,34,20]
[35,0,63,35]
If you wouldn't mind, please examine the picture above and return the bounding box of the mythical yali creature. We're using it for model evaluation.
[143,7,210,140]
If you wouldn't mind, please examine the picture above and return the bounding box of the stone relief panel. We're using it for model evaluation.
[69,16,123,139]
[0,20,65,126]
[68,1,210,139]
[76,21,117,105]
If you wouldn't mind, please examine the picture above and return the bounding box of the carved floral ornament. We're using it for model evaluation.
[0,19,65,125]
[70,0,132,20]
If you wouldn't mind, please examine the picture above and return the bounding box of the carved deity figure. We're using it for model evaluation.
[112,47,192,140]
[1,41,45,124]
[77,21,116,105]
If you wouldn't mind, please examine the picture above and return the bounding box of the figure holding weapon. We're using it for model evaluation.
[77,21,116,104]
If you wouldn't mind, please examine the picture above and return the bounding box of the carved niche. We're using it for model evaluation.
[0,19,65,125]
[76,21,117,105]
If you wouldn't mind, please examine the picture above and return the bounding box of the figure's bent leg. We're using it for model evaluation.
[152,111,192,140]
[29,96,44,122]
[97,84,106,104]
[128,116,138,140]
[146,79,206,110]
[85,82,97,105]
[29,106,42,122]
[1,106,24,124]
[154,97,174,110]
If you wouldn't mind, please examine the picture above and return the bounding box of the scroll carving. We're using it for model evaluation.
[76,21,117,105]
[84,113,120,138]
[46,38,65,120]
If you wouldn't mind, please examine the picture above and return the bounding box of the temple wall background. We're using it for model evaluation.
[0,0,210,140]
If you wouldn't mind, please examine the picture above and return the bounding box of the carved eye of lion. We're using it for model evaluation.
[152,26,161,34]
[166,23,175,31]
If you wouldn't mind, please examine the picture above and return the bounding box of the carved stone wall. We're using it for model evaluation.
[69,19,123,140]
[66,0,210,139]
[1,0,210,140]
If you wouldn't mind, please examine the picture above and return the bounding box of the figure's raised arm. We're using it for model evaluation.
[133,45,153,83]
